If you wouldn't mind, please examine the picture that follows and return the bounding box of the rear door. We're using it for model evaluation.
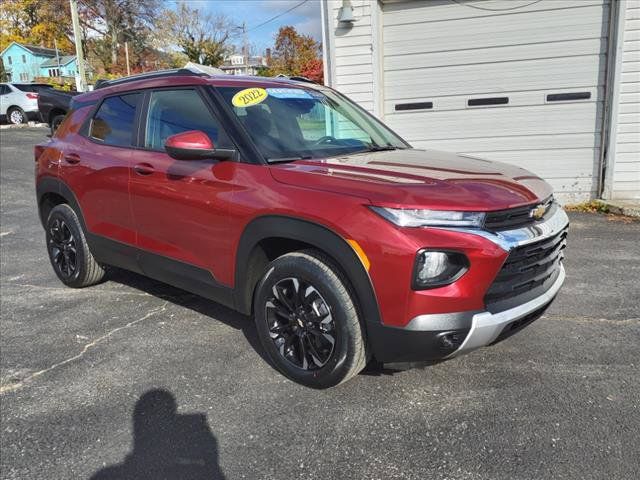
[129,87,238,290]
[64,93,142,247]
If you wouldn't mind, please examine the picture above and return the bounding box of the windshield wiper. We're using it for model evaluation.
[266,155,312,164]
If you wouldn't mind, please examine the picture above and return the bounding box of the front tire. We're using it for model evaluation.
[253,250,368,388]
[7,107,26,124]
[46,204,106,287]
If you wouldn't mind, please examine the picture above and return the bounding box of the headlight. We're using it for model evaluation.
[370,207,485,228]
[413,250,469,289]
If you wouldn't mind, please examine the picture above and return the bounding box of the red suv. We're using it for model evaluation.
[35,70,568,388]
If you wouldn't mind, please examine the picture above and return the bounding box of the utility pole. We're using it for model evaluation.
[242,22,248,75]
[124,41,131,76]
[54,38,61,79]
[69,0,87,91]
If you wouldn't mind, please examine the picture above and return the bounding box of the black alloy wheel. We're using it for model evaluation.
[48,218,77,278]
[45,204,106,287]
[253,250,369,388]
[265,277,336,370]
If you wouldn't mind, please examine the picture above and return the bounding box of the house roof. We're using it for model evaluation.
[1,41,66,58]
[40,55,76,67]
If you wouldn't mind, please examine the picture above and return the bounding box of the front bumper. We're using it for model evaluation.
[446,264,565,357]
[367,206,569,363]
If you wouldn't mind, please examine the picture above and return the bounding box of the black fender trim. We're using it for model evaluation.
[234,215,382,328]
[36,177,87,230]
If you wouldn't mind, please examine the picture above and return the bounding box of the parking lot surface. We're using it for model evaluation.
[1,128,639,479]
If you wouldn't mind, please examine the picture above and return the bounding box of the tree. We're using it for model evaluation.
[160,2,230,67]
[0,0,73,52]
[78,0,160,72]
[267,26,323,83]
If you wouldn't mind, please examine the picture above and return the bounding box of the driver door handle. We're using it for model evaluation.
[133,163,154,176]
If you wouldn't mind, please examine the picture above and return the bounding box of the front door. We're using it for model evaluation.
[129,88,238,292]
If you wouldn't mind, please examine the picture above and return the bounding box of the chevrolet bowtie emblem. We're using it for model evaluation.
[530,204,547,220]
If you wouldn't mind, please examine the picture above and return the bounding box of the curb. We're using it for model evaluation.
[0,122,48,130]
[599,200,640,218]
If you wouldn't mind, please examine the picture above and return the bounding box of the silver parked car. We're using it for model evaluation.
[0,83,52,124]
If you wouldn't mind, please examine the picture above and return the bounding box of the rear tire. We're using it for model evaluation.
[253,250,368,388]
[7,107,26,124]
[45,204,106,288]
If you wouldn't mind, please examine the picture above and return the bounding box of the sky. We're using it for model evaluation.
[169,1,323,54]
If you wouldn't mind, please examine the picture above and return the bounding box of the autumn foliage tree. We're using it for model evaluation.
[267,26,323,84]
[0,0,73,52]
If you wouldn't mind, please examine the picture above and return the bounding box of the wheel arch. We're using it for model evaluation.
[48,108,67,125]
[36,177,86,230]
[234,215,382,327]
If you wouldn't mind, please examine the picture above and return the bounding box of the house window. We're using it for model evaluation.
[48,68,61,77]
[22,54,26,63]
[7,56,11,65]
[20,72,28,81]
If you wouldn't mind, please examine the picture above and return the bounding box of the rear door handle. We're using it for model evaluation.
[64,153,81,164]
[133,163,154,176]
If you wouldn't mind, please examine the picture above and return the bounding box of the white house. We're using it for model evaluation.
[321,0,640,202]
[219,54,267,76]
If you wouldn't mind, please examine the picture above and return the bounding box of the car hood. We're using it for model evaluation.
[269,149,553,211]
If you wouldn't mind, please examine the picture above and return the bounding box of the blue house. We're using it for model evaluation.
[0,41,90,83]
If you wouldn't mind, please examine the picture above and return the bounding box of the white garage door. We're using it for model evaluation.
[381,0,610,202]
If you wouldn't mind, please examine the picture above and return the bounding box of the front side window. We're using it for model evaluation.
[90,93,141,147]
[144,89,229,151]
[0,85,10,95]
[217,86,408,161]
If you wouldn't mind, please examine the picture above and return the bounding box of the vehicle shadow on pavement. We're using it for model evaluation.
[105,267,271,365]
[90,389,225,480]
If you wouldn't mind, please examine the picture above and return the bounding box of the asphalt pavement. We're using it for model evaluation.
[1,127,639,479]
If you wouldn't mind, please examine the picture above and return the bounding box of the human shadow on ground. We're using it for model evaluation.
[90,389,225,480]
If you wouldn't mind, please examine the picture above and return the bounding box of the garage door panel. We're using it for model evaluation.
[384,87,602,114]
[386,103,601,141]
[410,134,602,153]
[384,38,607,72]
[382,0,606,26]
[384,56,605,98]
[384,4,607,44]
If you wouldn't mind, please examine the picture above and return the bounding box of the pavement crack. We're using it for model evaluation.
[544,315,640,325]
[1,282,153,297]
[0,301,169,395]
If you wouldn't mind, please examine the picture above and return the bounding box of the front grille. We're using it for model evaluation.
[484,197,554,231]
[484,228,568,313]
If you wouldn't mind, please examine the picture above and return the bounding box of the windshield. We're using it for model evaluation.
[217,85,409,161]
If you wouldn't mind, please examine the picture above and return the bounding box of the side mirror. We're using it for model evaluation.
[164,130,236,161]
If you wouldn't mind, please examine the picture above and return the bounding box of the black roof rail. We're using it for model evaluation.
[288,76,317,84]
[274,74,317,85]
[94,68,208,90]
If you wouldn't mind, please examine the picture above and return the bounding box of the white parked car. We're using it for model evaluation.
[0,83,51,124]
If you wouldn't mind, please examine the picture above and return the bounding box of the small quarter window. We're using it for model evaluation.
[90,93,141,147]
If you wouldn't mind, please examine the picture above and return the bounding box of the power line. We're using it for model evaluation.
[230,0,310,37]
[449,0,543,12]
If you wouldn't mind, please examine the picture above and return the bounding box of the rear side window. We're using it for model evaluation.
[90,93,141,147]
[144,89,229,150]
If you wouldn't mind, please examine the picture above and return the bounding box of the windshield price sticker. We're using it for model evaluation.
[232,88,268,107]
[266,88,313,100]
